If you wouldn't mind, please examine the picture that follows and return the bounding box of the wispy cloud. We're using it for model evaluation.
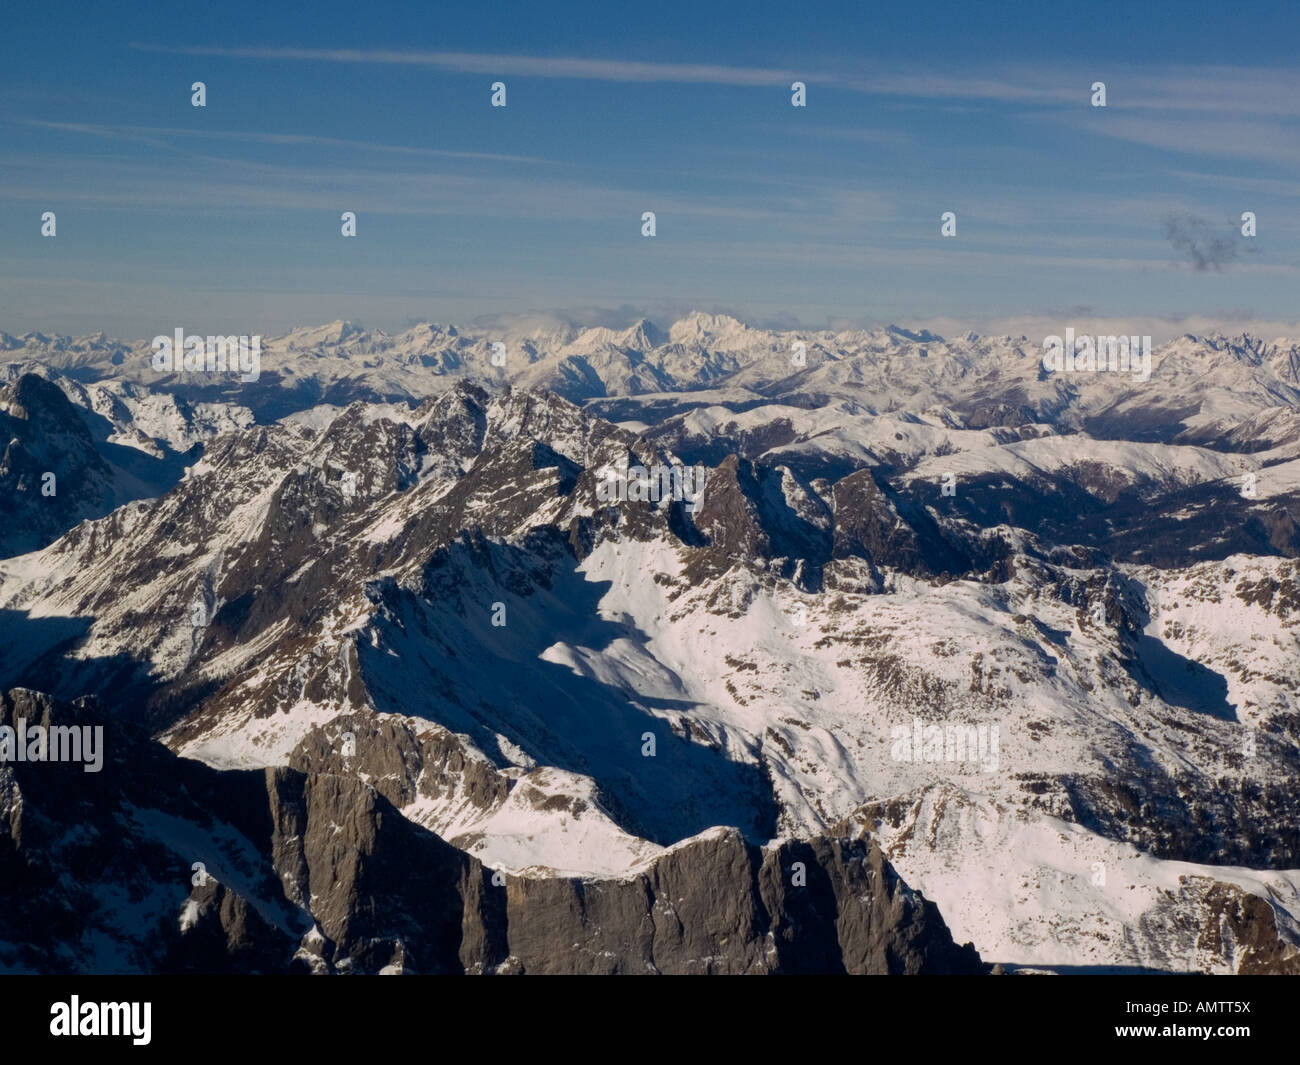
[124,46,1300,119]
[125,43,1076,101]
[1172,170,1300,200]
[850,66,1300,115]
[1063,114,1300,167]
[758,124,914,146]
[128,43,801,86]
[17,119,549,165]
[0,146,890,232]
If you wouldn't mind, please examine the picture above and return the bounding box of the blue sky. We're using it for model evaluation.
[3,0,1298,340]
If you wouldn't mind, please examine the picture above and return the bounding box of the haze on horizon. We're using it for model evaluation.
[2,0,1297,340]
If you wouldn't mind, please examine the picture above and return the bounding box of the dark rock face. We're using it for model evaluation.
[1060,767,1300,869]
[830,468,973,577]
[465,832,981,975]
[0,374,116,555]
[288,712,512,818]
[1198,883,1300,975]
[692,455,775,561]
[160,878,298,974]
[257,771,982,974]
[0,687,307,974]
[0,689,982,975]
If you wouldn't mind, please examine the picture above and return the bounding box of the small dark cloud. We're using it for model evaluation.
[1162,212,1252,272]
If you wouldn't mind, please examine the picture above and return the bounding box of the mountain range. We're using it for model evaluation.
[2,313,1298,973]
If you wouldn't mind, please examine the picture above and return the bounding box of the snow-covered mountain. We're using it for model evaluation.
[2,314,1298,974]
[10,316,1300,445]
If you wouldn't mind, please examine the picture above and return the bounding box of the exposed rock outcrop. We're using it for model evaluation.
[0,690,982,975]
